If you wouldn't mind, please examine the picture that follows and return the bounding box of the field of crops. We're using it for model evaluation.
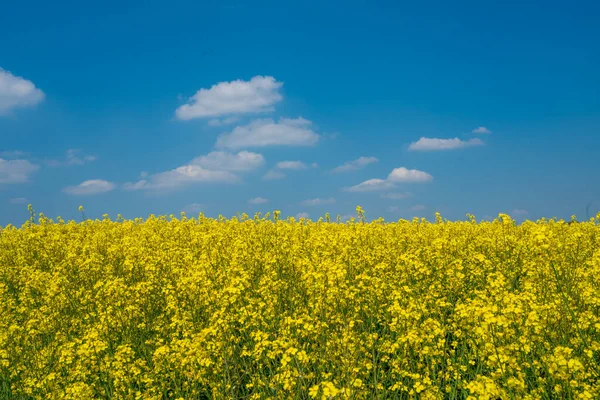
[1,207,599,399]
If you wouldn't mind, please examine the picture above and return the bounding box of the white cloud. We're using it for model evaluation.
[0,158,39,184]
[175,76,283,120]
[0,150,29,159]
[182,203,204,213]
[63,179,115,196]
[263,169,286,180]
[9,197,28,204]
[472,126,492,134]
[512,209,528,216]
[215,117,320,149]
[331,156,378,173]
[344,178,396,192]
[301,197,335,206]
[124,164,238,191]
[190,151,264,172]
[248,197,269,205]
[0,68,45,115]
[275,161,309,170]
[388,206,400,212]
[410,204,426,212]
[408,137,484,151]
[381,192,413,199]
[387,167,433,183]
[296,212,310,219]
[47,149,97,167]
[207,116,240,126]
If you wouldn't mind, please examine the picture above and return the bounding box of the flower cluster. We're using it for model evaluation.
[1,209,599,399]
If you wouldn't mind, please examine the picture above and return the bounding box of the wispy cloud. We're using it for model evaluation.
[0,158,39,184]
[0,68,45,115]
[408,137,484,151]
[207,116,240,127]
[9,197,28,204]
[512,209,528,216]
[63,180,115,196]
[296,212,310,219]
[190,151,264,172]
[124,166,237,191]
[0,150,29,159]
[248,197,269,205]
[301,197,335,206]
[215,117,320,149]
[46,149,97,167]
[472,126,492,134]
[176,76,283,120]
[263,169,286,180]
[331,156,378,173]
[182,203,204,214]
[344,178,396,192]
[381,192,413,199]
[410,204,426,212]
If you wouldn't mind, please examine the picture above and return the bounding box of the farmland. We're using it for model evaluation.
[1,208,599,399]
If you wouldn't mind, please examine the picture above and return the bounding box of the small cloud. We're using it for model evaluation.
[331,156,378,173]
[381,192,413,200]
[410,204,426,212]
[176,75,283,120]
[388,206,400,212]
[9,197,28,204]
[63,179,115,196]
[248,197,269,205]
[140,171,149,178]
[512,209,528,216]
[0,68,45,115]
[296,212,310,219]
[47,149,97,167]
[387,167,433,183]
[190,150,264,172]
[301,197,335,206]
[215,117,320,150]
[182,203,204,213]
[124,165,238,191]
[263,169,286,180]
[0,150,29,159]
[408,137,484,151]
[344,178,396,192]
[0,158,39,184]
[275,161,309,170]
[207,116,240,126]
[340,214,354,222]
[472,126,492,134]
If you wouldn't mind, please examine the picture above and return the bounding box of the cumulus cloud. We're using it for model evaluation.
[207,116,240,126]
[124,165,237,191]
[472,126,492,134]
[215,117,320,150]
[248,197,269,205]
[0,68,45,115]
[63,179,115,196]
[190,151,264,172]
[176,76,283,120]
[344,178,396,192]
[263,170,286,180]
[345,167,432,192]
[408,137,484,151]
[387,167,433,183]
[0,158,39,184]
[301,197,335,206]
[331,156,378,173]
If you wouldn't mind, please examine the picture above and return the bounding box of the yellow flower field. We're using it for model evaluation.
[1,206,599,399]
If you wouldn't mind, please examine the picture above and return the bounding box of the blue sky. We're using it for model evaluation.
[1,0,599,225]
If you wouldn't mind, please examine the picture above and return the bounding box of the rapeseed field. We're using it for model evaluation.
[1,206,599,399]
